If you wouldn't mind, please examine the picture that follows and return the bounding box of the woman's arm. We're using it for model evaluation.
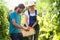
[25,15,29,27]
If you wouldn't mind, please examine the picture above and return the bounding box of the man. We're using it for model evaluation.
[9,4,28,40]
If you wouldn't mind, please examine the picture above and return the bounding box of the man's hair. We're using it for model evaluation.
[14,6,18,11]
[18,4,25,9]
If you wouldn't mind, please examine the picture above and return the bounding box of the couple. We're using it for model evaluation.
[8,0,40,40]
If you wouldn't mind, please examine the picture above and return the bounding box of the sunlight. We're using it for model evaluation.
[6,0,26,10]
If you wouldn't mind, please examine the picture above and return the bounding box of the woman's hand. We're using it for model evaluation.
[23,26,30,31]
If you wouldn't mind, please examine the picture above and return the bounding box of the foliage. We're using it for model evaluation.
[35,0,60,40]
[0,0,9,40]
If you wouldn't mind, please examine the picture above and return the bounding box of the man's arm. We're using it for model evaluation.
[12,19,25,29]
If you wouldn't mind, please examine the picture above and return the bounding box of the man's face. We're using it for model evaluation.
[17,8,24,13]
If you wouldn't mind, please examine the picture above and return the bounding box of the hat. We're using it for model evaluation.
[28,0,35,6]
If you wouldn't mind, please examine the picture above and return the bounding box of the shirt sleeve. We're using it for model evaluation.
[25,10,28,16]
[10,13,15,20]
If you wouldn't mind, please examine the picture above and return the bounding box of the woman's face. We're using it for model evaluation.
[29,5,35,9]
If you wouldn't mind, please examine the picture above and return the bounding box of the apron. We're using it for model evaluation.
[28,10,39,30]
[28,10,39,40]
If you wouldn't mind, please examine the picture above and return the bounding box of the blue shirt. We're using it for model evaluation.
[9,11,21,34]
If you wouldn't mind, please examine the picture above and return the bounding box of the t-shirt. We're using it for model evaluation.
[9,11,21,34]
[25,10,38,24]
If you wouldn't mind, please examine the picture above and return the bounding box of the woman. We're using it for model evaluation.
[25,0,40,40]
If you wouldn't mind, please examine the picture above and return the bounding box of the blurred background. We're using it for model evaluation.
[0,0,60,40]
